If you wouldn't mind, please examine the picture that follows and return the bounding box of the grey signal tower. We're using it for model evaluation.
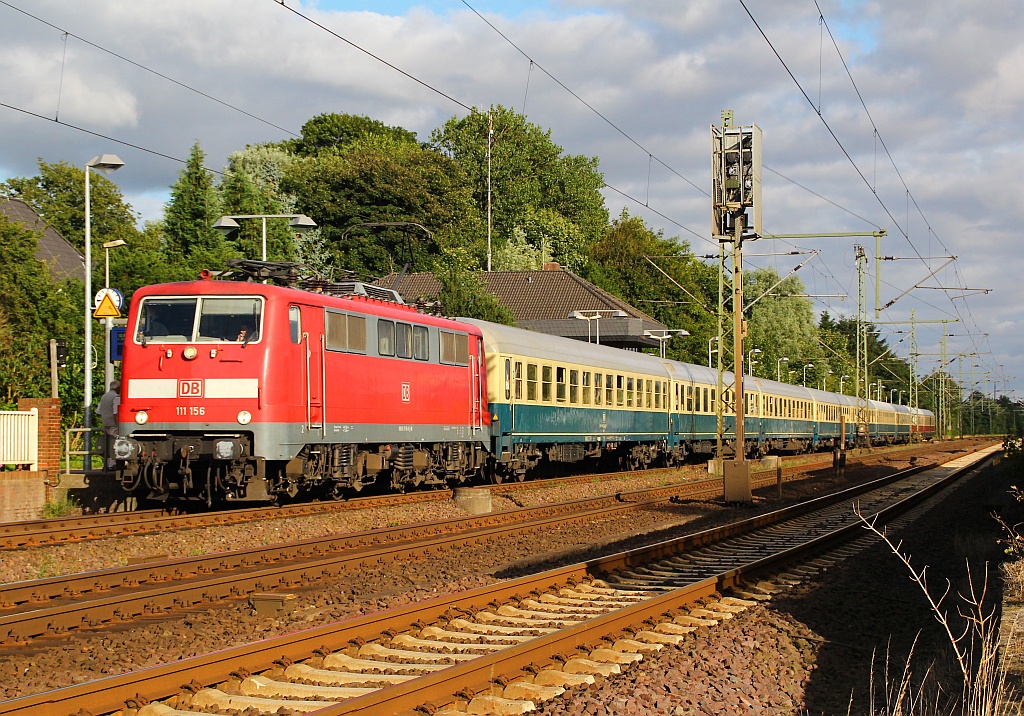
[712,110,762,502]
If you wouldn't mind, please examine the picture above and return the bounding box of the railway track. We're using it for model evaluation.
[0,443,999,716]
[0,459,822,644]
[2,440,970,550]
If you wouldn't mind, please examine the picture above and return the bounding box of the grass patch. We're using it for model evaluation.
[41,493,79,518]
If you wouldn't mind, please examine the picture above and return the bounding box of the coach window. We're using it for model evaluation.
[289,306,301,344]
[615,375,623,406]
[378,319,395,356]
[606,374,614,405]
[556,367,567,403]
[594,373,603,405]
[625,377,633,407]
[686,385,693,412]
[514,362,524,400]
[569,370,579,404]
[646,380,653,409]
[504,359,511,400]
[396,323,412,359]
[582,372,592,404]
[542,366,553,402]
[526,364,537,401]
[654,381,661,409]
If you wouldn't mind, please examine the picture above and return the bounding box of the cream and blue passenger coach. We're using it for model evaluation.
[460,319,934,480]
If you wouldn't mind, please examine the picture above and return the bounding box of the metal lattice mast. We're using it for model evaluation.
[855,245,869,443]
[910,308,918,434]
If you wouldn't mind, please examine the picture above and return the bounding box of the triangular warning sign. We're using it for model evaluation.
[93,293,121,319]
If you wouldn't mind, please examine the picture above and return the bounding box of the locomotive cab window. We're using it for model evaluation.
[137,296,262,344]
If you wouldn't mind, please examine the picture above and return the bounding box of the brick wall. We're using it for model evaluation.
[18,397,60,477]
[0,471,46,522]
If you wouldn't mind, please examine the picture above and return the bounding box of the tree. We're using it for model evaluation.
[434,247,513,325]
[162,142,233,273]
[283,134,484,281]
[586,210,716,363]
[1,158,139,261]
[287,113,419,156]
[744,267,825,384]
[0,214,81,419]
[430,105,607,271]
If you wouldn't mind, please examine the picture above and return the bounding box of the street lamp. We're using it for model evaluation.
[890,388,898,403]
[777,357,789,382]
[869,382,876,401]
[84,154,124,449]
[213,213,317,262]
[102,239,127,392]
[839,375,850,394]
[644,329,690,359]
[803,363,814,387]
[877,382,884,401]
[747,348,762,376]
[708,337,719,367]
[569,310,627,345]
[899,390,906,405]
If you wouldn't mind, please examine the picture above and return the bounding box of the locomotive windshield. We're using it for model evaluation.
[137,296,263,343]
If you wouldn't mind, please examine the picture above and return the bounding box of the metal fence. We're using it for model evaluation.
[0,409,39,470]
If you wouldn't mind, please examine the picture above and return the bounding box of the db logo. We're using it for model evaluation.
[401,382,411,403]
[178,380,203,398]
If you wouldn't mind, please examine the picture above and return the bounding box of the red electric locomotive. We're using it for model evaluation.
[113,265,490,504]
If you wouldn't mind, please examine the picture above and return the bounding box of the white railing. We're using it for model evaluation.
[0,409,38,470]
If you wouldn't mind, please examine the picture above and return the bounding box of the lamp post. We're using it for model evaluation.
[839,375,850,394]
[899,390,906,405]
[83,154,124,450]
[776,357,789,382]
[569,310,627,345]
[708,337,719,367]
[213,213,317,262]
[102,238,127,392]
[822,369,834,391]
[877,382,884,401]
[869,382,876,401]
[747,348,761,376]
[803,363,814,387]
[890,388,898,403]
[645,329,690,359]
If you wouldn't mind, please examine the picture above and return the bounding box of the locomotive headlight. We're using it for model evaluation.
[134,411,149,425]
[237,410,252,425]
[182,346,198,360]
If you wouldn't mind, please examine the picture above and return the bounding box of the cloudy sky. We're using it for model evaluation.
[1,0,1020,400]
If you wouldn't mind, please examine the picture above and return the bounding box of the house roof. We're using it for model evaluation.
[0,199,85,282]
[377,265,668,349]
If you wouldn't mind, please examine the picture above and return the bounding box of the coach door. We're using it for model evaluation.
[300,305,325,434]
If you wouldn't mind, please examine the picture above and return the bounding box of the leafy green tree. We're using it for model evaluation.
[430,105,607,271]
[287,113,419,156]
[0,159,138,254]
[493,226,551,270]
[0,215,81,419]
[283,135,484,281]
[434,247,513,325]
[744,267,825,384]
[162,142,234,273]
[586,210,716,363]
